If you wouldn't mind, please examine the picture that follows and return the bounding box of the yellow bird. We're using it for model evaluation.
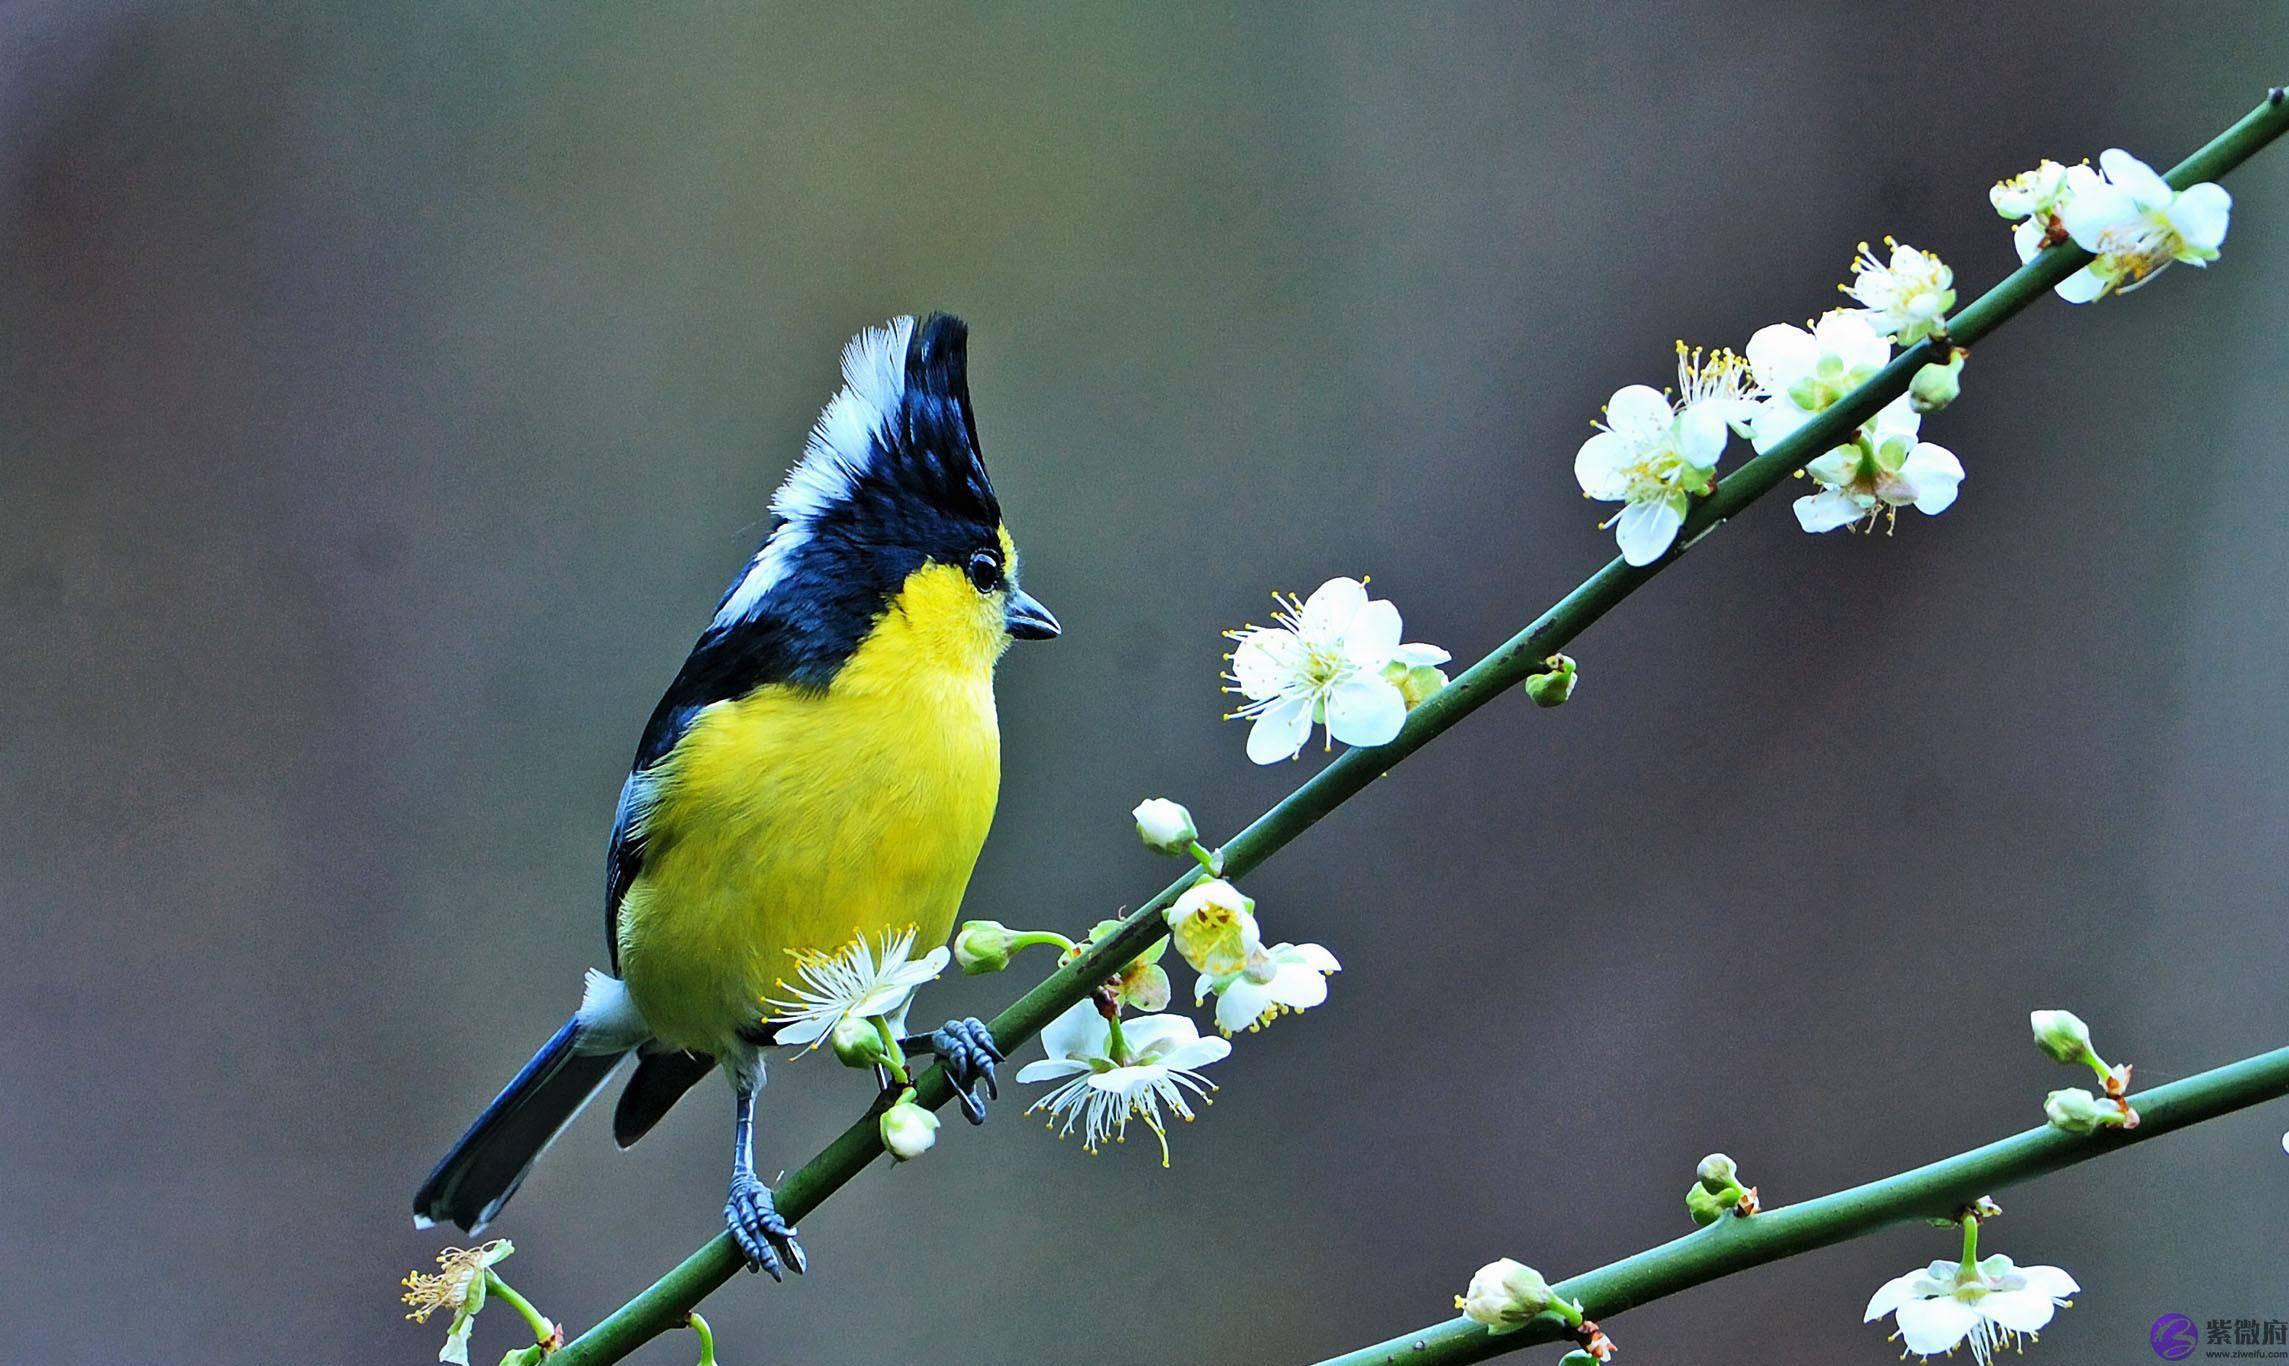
[414,314,1058,1275]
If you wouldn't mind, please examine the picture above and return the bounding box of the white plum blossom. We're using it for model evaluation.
[1745,310,1892,455]
[1990,160,2072,223]
[2012,150,2231,302]
[1225,577,1450,764]
[1164,877,1263,978]
[764,926,950,1050]
[1793,395,1963,533]
[1574,344,1760,567]
[1196,941,1340,1035]
[1866,1255,2078,1366]
[1842,238,1956,344]
[1017,999,1230,1164]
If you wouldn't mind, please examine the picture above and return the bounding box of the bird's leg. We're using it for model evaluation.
[897,1016,1003,1125]
[722,1069,805,1279]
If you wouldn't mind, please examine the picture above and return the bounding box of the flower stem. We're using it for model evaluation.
[1305,1044,2289,1365]
[871,1018,910,1085]
[1010,930,1079,957]
[544,91,2289,1366]
[687,1312,717,1366]
[485,1270,556,1348]
[1957,1213,1980,1279]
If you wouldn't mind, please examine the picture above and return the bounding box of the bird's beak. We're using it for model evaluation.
[1004,587,1061,640]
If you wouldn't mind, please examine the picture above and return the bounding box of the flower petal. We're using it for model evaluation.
[2015,1265,2080,1299]
[1120,1013,1207,1057]
[1324,674,1407,747]
[1229,628,1302,700]
[1614,496,1683,566]
[1793,489,1864,534]
[1894,1297,1982,1356]
[1574,430,1639,501]
[1981,1288,2060,1334]
[1866,1272,1924,1321]
[1246,694,1315,765]
[1341,598,1404,669]
[1157,1035,1233,1070]
[1674,401,1730,469]
[2099,147,2171,208]
[2053,264,2110,304]
[1901,443,1964,514]
[1391,642,1451,666]
[2167,181,2231,253]
[1815,309,1890,374]
[1749,397,1811,454]
[2012,218,2046,265]
[1746,322,1815,390]
[2060,181,2137,251]
[1014,1057,1090,1083]
[1299,577,1369,639]
[1604,384,1673,442]
[1037,998,1110,1063]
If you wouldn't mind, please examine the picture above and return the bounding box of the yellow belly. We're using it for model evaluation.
[615,642,1001,1057]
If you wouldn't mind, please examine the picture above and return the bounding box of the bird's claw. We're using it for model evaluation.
[924,1017,1002,1125]
[724,1176,806,1280]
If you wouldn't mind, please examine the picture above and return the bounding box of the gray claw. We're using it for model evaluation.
[725,1178,804,1280]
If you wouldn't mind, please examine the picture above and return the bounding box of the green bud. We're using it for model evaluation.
[2042,1087,2109,1134]
[1132,797,1199,855]
[879,1091,941,1160]
[1383,659,1450,709]
[1560,1353,1600,1366]
[1685,1182,1732,1226]
[1909,352,1966,413]
[1695,1152,1738,1192]
[830,1015,892,1069]
[2029,1009,2093,1065]
[953,919,1016,975]
[1525,654,1578,708]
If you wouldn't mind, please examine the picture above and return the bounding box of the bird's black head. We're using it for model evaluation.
[703,314,1057,690]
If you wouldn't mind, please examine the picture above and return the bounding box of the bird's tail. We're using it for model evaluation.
[413,1014,632,1233]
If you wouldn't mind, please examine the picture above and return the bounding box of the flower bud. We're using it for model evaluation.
[830,1015,892,1069]
[1695,1152,1738,1192]
[1525,654,1577,708]
[1909,353,1965,413]
[2029,1009,2093,1065]
[2043,1087,2109,1134]
[1685,1183,1732,1226]
[953,919,1017,975]
[1455,1258,1554,1333]
[1165,878,1263,978]
[880,1093,941,1160]
[1132,798,1199,856]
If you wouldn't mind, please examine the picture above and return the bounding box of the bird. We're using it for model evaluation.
[413,313,1059,1277]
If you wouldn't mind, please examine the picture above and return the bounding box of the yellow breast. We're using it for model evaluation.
[616,564,1008,1057]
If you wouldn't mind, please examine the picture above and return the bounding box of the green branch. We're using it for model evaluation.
[549,89,2289,1366]
[1311,1044,2289,1365]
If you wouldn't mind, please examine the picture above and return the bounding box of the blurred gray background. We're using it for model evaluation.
[2,4,2284,1363]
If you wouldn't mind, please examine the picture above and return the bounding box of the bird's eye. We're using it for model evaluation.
[966,550,1002,593]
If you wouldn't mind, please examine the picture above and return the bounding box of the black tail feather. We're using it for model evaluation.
[414,1018,628,1233]
[612,1047,717,1149]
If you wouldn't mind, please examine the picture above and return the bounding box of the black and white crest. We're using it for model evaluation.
[710,313,1001,632]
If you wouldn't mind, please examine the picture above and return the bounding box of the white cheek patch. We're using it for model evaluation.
[712,316,915,632]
